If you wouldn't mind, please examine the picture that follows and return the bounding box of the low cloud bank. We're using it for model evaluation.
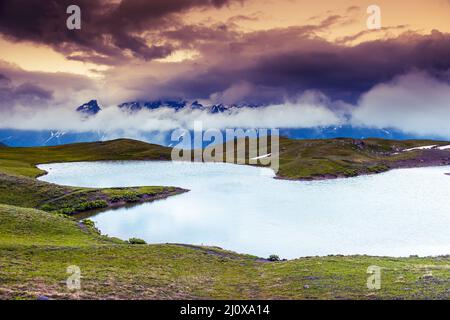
[1,71,450,139]
[0,91,344,132]
[352,71,450,138]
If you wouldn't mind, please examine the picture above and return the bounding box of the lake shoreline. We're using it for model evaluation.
[40,161,450,259]
[33,162,189,218]
[36,151,450,183]
[275,149,450,181]
[72,187,190,219]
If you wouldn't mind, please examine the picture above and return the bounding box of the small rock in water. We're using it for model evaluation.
[37,295,50,300]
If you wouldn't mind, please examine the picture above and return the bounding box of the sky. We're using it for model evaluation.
[0,0,450,138]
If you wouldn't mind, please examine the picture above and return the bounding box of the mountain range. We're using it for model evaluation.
[0,100,445,147]
[76,99,262,115]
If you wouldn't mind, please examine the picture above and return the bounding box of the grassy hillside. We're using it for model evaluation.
[2,137,449,180]
[0,139,184,216]
[275,137,450,180]
[0,204,117,247]
[0,139,173,178]
[0,204,448,300]
[0,172,185,215]
[208,136,450,180]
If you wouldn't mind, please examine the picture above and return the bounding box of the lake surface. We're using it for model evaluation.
[38,161,450,259]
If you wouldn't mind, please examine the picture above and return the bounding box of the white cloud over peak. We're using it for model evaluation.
[352,71,450,137]
[1,66,450,140]
[0,92,344,132]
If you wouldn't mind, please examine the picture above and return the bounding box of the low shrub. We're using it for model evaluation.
[128,238,147,245]
[39,204,54,212]
[75,200,108,212]
[110,192,141,203]
[55,207,76,215]
[268,254,280,262]
[367,165,389,173]
[343,169,358,177]
[82,219,96,228]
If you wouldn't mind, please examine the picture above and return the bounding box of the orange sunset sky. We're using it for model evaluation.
[1,0,449,76]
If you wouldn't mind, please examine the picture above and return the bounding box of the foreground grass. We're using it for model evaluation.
[0,204,448,300]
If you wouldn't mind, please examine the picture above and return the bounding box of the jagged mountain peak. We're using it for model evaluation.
[76,100,102,115]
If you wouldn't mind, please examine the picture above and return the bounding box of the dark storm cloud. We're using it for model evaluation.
[1,0,450,106]
[153,30,450,104]
[0,79,53,110]
[0,61,97,111]
[13,83,53,100]
[0,71,53,101]
[0,0,242,64]
[0,73,11,85]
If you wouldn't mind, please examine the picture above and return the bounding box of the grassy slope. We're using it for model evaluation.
[0,172,184,215]
[0,138,449,299]
[0,139,173,178]
[2,136,449,180]
[0,139,184,215]
[276,137,450,179]
[0,204,448,300]
[210,137,450,180]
